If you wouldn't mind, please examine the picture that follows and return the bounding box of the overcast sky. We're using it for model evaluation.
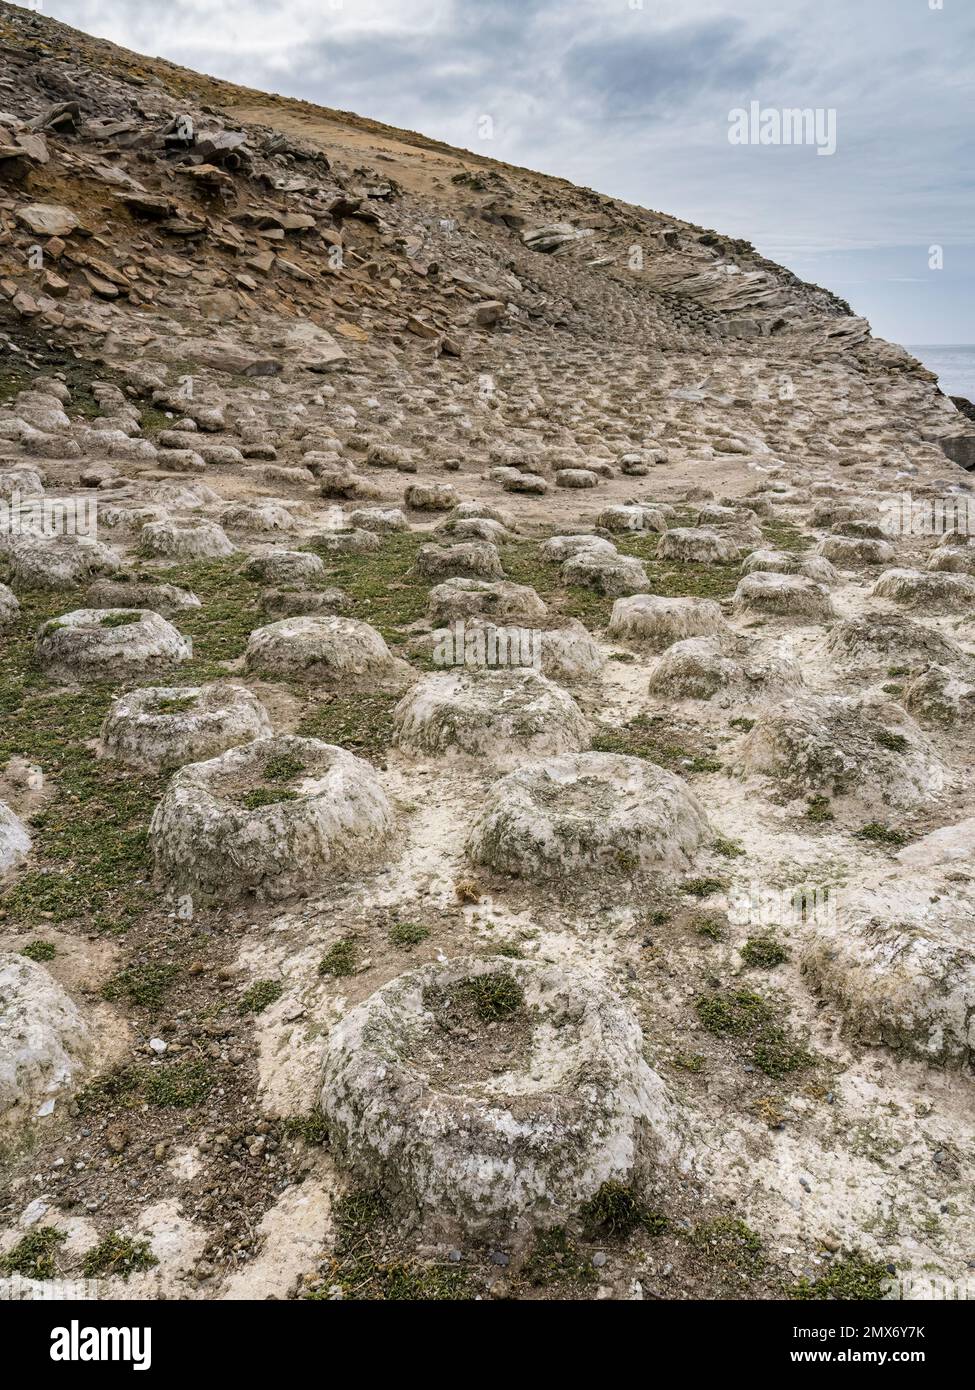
[37,0,975,345]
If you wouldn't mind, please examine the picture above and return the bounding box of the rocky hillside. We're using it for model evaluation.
[0,0,973,1302]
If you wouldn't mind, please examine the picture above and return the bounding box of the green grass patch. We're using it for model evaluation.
[592,714,721,774]
[307,532,431,643]
[239,979,283,1014]
[0,1226,66,1279]
[740,936,789,970]
[696,989,812,1079]
[388,920,429,949]
[102,961,179,1009]
[462,971,524,1021]
[81,1233,158,1281]
[319,936,359,978]
[296,691,397,764]
[20,939,57,962]
[789,1251,892,1301]
[579,1181,667,1241]
[692,1217,765,1273]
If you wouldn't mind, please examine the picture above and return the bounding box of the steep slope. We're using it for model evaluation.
[0,1,973,1304]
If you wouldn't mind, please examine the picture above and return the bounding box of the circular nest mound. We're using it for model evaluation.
[648,636,801,702]
[802,877,975,1068]
[656,527,738,564]
[0,953,90,1128]
[392,669,590,768]
[741,548,838,585]
[0,799,31,876]
[244,615,414,690]
[824,612,968,670]
[321,956,676,1235]
[902,665,975,727]
[138,519,237,560]
[872,567,975,612]
[149,735,393,903]
[560,550,649,595]
[466,751,709,886]
[0,581,19,627]
[412,542,504,581]
[740,695,945,813]
[731,572,835,621]
[35,608,192,682]
[242,550,326,584]
[99,681,273,771]
[427,578,548,626]
[609,594,729,648]
[0,534,121,590]
[814,535,895,568]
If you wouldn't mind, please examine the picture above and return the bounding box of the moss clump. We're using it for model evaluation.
[696,989,812,1079]
[388,920,429,949]
[789,1251,892,1301]
[695,916,725,942]
[262,752,305,782]
[81,1233,158,1281]
[100,612,141,629]
[312,1256,470,1301]
[674,1052,706,1073]
[283,1110,329,1146]
[297,692,397,765]
[102,961,178,1008]
[692,1217,765,1273]
[0,1226,66,1279]
[712,836,744,859]
[319,936,359,978]
[143,1060,212,1108]
[740,936,789,969]
[857,823,907,847]
[806,796,834,823]
[874,730,908,753]
[591,714,721,774]
[683,876,726,899]
[729,716,755,733]
[462,972,524,1021]
[151,694,197,714]
[309,1189,471,1301]
[241,787,299,810]
[751,1033,814,1080]
[20,938,56,961]
[522,1226,595,1288]
[697,989,773,1037]
[73,1063,143,1113]
[579,1182,667,1241]
[239,979,283,1014]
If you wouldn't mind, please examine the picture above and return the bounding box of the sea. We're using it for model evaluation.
[906,345,975,404]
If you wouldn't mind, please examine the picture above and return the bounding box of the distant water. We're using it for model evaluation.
[906,345,975,403]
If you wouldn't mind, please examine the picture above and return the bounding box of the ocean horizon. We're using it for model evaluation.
[906,345,975,403]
